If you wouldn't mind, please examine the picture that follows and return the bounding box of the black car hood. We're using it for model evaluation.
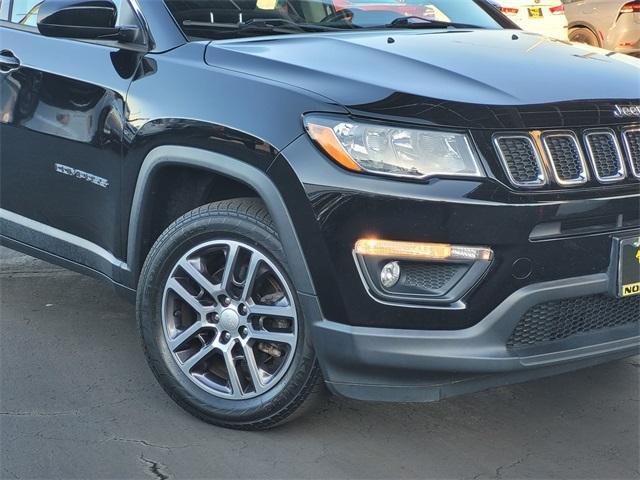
[205,29,640,128]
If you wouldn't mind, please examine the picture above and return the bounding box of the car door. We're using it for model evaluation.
[0,0,143,278]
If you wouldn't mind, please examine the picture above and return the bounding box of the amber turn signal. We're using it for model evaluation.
[305,123,363,173]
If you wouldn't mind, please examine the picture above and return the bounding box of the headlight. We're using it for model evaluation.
[304,115,484,180]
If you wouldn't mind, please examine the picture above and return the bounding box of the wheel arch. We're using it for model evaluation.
[124,145,317,298]
[568,22,603,47]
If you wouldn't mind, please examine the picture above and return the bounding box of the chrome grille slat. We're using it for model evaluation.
[584,130,626,183]
[623,128,640,179]
[493,135,546,188]
[542,132,588,186]
[495,127,639,189]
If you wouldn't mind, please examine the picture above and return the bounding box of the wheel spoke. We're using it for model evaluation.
[182,342,217,372]
[242,343,265,394]
[220,244,239,293]
[167,278,205,314]
[240,253,262,301]
[179,258,220,301]
[223,347,244,398]
[251,329,296,347]
[167,320,205,352]
[250,303,295,318]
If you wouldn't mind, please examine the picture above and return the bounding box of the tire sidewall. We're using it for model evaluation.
[569,28,599,47]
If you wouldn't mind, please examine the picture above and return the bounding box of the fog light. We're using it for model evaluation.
[380,261,400,288]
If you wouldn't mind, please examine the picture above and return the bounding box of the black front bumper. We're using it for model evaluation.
[278,133,640,331]
[277,126,640,402]
[306,274,639,401]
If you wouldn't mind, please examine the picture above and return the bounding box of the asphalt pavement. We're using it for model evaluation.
[1,246,638,480]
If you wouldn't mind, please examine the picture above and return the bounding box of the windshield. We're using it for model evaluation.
[165,0,507,40]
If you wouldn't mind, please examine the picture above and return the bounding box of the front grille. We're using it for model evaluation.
[494,127,640,189]
[542,133,587,185]
[585,131,625,182]
[493,136,545,187]
[623,129,640,178]
[507,294,640,349]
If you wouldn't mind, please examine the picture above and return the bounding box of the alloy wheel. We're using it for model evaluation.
[161,240,298,399]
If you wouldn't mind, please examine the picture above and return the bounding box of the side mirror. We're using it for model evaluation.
[37,0,138,42]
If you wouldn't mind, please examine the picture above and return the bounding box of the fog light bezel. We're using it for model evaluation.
[353,239,494,306]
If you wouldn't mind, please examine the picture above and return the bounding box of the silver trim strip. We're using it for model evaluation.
[127,0,155,50]
[541,131,589,186]
[622,127,640,179]
[0,209,127,269]
[493,134,547,188]
[584,129,626,184]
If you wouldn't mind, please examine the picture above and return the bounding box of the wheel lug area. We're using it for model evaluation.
[238,304,248,316]
[210,312,220,323]
[221,331,232,343]
[239,326,249,338]
[221,296,232,307]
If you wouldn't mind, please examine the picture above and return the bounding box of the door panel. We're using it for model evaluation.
[0,25,139,262]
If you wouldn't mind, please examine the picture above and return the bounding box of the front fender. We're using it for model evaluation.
[124,145,316,296]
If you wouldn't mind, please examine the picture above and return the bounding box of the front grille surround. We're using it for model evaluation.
[584,129,626,183]
[492,134,547,188]
[541,131,589,186]
[622,128,640,179]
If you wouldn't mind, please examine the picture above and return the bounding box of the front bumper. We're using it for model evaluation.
[278,132,639,332]
[276,115,640,401]
[308,274,640,401]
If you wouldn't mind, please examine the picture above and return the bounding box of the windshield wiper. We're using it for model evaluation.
[183,18,342,34]
[385,16,483,30]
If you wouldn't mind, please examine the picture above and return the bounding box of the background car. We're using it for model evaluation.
[489,0,568,39]
[331,0,457,20]
[333,0,422,17]
[565,0,640,56]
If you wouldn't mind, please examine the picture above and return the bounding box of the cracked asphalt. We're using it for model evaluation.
[1,246,639,480]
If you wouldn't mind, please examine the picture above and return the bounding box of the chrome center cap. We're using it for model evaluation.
[219,308,240,331]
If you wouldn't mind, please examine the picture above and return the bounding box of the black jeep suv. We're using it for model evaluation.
[1,0,639,430]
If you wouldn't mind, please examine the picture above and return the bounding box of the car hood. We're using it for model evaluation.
[205,29,640,128]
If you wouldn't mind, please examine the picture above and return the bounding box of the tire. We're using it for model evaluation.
[569,27,600,47]
[137,198,323,430]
